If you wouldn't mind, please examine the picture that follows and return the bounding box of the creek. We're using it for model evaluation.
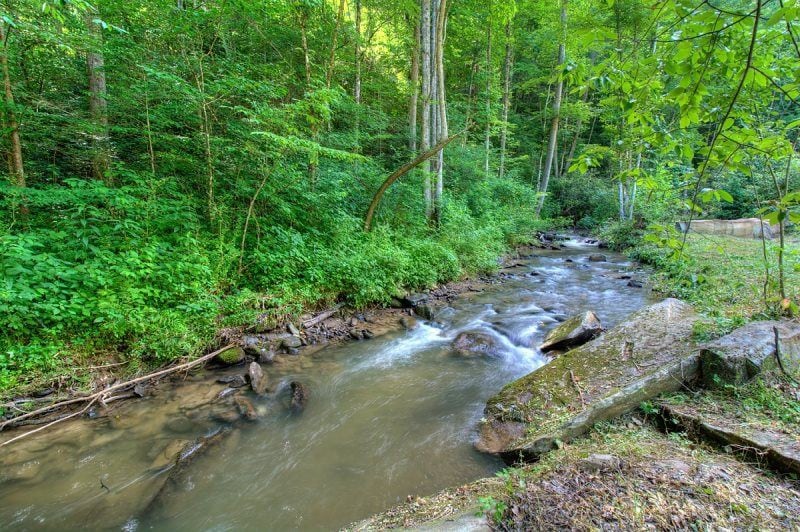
[0,238,655,531]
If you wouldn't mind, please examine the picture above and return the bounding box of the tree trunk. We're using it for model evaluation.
[0,22,24,189]
[326,0,347,89]
[433,0,448,224]
[484,20,492,179]
[563,85,590,175]
[408,19,420,152]
[499,19,513,178]
[299,10,312,91]
[421,0,432,218]
[462,58,478,147]
[535,0,567,218]
[85,15,110,181]
[355,0,362,105]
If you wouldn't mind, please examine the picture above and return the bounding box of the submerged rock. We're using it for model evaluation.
[248,362,268,395]
[476,299,699,461]
[217,374,247,388]
[538,311,603,353]
[700,320,800,387]
[290,381,309,412]
[588,254,608,262]
[400,315,419,330]
[452,331,503,358]
[234,396,258,421]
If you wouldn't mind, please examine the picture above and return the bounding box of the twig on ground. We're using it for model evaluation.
[570,370,587,408]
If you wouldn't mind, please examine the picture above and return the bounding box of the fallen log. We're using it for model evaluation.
[302,303,345,329]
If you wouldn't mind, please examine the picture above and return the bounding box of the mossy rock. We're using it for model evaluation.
[477,299,700,460]
[215,346,245,366]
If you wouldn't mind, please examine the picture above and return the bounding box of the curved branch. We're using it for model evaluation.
[364,131,463,232]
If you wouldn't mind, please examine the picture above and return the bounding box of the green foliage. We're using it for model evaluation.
[597,220,641,251]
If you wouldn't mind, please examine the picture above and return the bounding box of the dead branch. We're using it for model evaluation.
[302,303,345,329]
[570,370,586,408]
[1,396,100,448]
[0,344,235,433]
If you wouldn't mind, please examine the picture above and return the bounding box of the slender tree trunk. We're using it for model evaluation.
[0,22,24,189]
[433,0,448,224]
[499,20,513,178]
[355,0,362,105]
[563,86,590,175]
[143,75,156,176]
[535,0,567,217]
[326,0,347,89]
[193,56,215,218]
[421,0,432,218]
[484,19,492,179]
[86,15,110,181]
[299,11,312,91]
[462,58,478,147]
[409,19,420,152]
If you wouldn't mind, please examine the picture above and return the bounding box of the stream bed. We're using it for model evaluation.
[0,239,655,531]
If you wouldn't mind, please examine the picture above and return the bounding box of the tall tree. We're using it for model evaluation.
[85,13,110,181]
[408,18,420,152]
[326,0,347,88]
[0,20,24,189]
[420,0,432,218]
[433,0,448,224]
[484,9,492,179]
[498,18,513,179]
[535,0,567,217]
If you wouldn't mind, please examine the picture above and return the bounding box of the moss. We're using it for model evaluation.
[215,347,245,365]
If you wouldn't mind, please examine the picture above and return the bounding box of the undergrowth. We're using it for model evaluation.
[0,171,554,394]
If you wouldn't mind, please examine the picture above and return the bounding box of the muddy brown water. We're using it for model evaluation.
[0,239,655,531]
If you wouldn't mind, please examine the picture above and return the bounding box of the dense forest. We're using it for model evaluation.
[1,0,799,391]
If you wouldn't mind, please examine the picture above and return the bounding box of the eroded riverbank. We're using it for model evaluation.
[0,238,655,530]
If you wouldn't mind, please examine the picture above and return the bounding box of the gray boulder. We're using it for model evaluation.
[248,362,268,395]
[282,336,302,349]
[538,311,603,353]
[452,331,503,358]
[700,321,800,387]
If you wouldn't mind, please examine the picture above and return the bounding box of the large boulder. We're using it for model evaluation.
[700,321,800,387]
[538,311,603,353]
[452,331,503,358]
[476,299,699,461]
[676,218,775,239]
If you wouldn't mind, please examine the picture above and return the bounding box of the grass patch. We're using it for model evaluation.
[631,233,800,337]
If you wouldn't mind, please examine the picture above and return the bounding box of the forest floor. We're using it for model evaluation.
[351,416,800,530]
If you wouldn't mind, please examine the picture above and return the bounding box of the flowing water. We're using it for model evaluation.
[0,239,655,531]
